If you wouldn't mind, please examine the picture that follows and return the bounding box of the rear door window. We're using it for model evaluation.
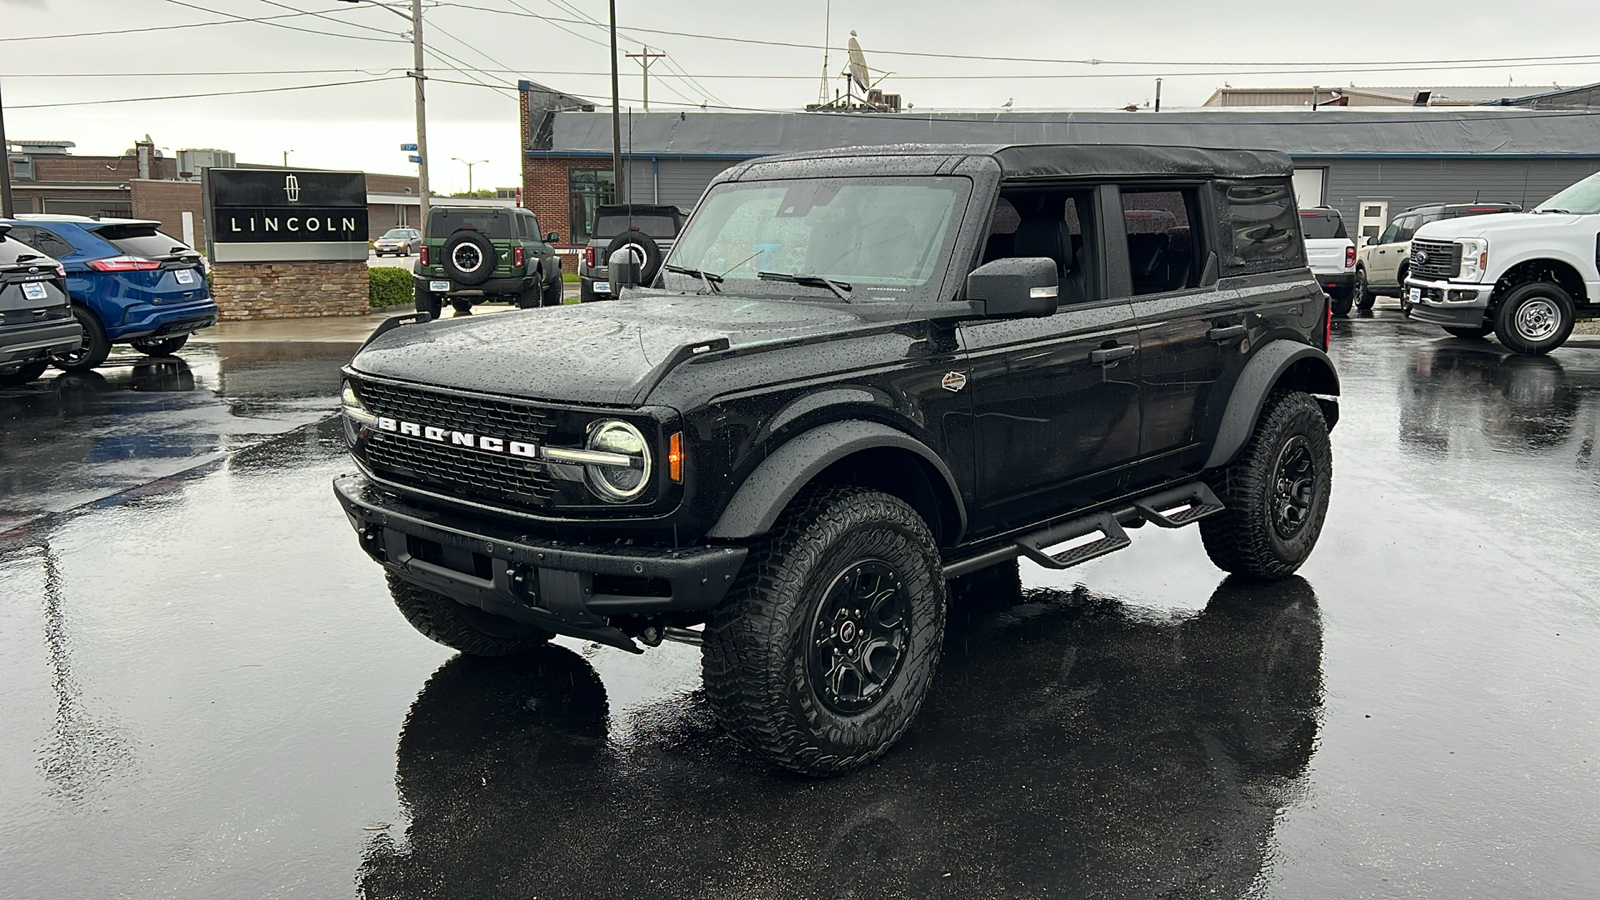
[1120,188,1205,294]
[90,224,190,259]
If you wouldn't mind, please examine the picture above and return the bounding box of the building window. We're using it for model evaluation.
[569,168,615,243]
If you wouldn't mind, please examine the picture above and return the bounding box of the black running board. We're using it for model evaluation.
[941,481,1224,580]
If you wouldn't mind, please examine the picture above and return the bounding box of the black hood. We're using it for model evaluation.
[350,292,870,406]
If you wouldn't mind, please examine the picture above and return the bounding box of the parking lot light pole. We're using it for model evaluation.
[0,77,14,218]
[452,157,488,193]
[339,0,430,224]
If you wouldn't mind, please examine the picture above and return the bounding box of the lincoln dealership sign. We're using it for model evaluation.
[205,168,368,263]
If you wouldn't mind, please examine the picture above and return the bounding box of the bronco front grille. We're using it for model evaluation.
[352,378,558,509]
[1409,239,1462,280]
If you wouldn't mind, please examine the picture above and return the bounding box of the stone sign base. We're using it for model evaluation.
[210,261,370,321]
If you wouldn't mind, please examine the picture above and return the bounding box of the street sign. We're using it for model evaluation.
[408,155,423,163]
[400,143,418,152]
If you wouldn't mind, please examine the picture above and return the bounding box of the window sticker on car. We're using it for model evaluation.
[22,282,48,300]
[175,269,196,284]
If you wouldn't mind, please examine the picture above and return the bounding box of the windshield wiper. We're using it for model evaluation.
[1536,208,1572,214]
[663,263,722,293]
[758,271,853,302]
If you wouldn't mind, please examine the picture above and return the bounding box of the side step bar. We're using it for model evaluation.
[942,481,1224,580]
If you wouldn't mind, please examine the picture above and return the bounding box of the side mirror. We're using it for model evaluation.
[1363,236,1375,246]
[966,257,1058,318]
[545,231,560,243]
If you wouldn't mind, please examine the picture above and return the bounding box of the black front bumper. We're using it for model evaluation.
[333,474,747,651]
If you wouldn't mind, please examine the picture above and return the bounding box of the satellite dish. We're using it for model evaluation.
[847,30,870,92]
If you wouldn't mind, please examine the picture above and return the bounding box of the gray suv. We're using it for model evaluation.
[578,204,684,302]
[0,224,80,386]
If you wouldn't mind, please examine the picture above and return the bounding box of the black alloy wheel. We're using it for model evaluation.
[1269,436,1316,542]
[52,306,111,372]
[1353,267,1375,310]
[807,560,914,715]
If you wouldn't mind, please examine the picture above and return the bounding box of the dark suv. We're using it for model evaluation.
[0,224,80,386]
[336,144,1339,776]
[578,204,684,302]
[414,206,562,317]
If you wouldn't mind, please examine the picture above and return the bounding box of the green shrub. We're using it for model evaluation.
[369,267,413,308]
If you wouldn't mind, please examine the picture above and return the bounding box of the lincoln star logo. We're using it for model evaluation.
[375,416,537,457]
[284,174,301,203]
[941,371,968,393]
[1412,249,1427,265]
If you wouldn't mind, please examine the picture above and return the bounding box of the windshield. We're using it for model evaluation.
[380,229,414,239]
[430,208,512,238]
[1298,211,1347,239]
[1535,172,1600,214]
[666,176,969,302]
[595,214,678,239]
[90,224,193,258]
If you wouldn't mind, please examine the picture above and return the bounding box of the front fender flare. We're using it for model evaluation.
[1204,342,1340,470]
[706,420,966,543]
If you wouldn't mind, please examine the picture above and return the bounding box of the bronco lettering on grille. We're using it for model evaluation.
[376,416,539,457]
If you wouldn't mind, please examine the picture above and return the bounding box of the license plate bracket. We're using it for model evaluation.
[175,269,196,285]
[22,282,48,301]
[429,280,450,292]
[594,281,611,293]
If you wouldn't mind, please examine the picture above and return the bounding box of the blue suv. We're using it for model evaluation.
[1,216,217,370]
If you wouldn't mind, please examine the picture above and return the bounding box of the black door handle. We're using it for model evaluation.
[1090,344,1135,365]
[1208,324,1246,342]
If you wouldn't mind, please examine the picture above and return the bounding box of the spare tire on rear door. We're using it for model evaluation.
[603,230,664,287]
[441,230,496,286]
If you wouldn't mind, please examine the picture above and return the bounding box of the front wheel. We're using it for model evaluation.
[386,573,553,656]
[1201,391,1333,581]
[132,334,189,356]
[703,486,945,776]
[1494,282,1574,355]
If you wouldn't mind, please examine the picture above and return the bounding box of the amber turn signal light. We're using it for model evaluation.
[668,432,683,483]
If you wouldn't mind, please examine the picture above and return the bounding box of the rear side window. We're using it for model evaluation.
[594,214,678,239]
[431,209,513,238]
[1215,179,1304,274]
[1298,211,1348,239]
[9,225,78,261]
[90,224,190,259]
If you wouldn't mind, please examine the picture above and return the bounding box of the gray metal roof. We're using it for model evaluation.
[546,108,1600,158]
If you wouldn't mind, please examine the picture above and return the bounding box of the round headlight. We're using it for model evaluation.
[585,420,651,501]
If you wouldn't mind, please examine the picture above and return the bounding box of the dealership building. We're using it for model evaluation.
[518,81,1600,249]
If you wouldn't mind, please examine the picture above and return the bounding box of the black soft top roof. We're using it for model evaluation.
[741,143,1293,181]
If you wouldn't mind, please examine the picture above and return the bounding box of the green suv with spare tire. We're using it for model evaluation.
[414,206,563,318]
[338,143,1340,777]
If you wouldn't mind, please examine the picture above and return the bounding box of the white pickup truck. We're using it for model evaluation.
[1300,208,1357,315]
[1403,171,1600,354]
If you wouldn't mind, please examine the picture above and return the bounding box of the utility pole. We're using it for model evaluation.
[339,0,429,223]
[608,0,624,204]
[452,158,487,193]
[625,46,666,111]
[0,76,13,218]
[282,149,292,167]
[1154,78,1162,112]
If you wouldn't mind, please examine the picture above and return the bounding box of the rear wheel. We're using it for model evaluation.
[1494,281,1574,355]
[450,298,474,316]
[1353,267,1375,311]
[1201,391,1333,581]
[52,306,111,372]
[414,283,442,320]
[0,360,50,386]
[515,282,541,309]
[1330,292,1353,317]
[386,573,553,656]
[132,334,189,356]
[543,275,564,307]
[703,486,945,776]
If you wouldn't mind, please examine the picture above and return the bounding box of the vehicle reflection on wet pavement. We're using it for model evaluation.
[2,314,1598,899]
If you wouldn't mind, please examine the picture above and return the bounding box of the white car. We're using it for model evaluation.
[373,228,422,257]
[1299,208,1356,315]
[1403,172,1600,353]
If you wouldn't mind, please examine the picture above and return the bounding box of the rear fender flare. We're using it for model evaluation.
[1204,342,1340,470]
[706,420,966,543]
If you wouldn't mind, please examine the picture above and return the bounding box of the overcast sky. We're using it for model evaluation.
[2,0,1597,194]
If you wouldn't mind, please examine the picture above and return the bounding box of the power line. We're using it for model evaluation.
[159,0,402,43]
[11,77,405,110]
[0,4,370,43]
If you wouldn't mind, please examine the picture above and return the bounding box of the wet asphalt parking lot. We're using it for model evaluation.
[2,305,1598,899]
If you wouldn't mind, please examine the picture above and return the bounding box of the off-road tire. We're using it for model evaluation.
[515,281,541,309]
[0,360,50,386]
[1444,324,1494,340]
[386,573,553,656]
[52,305,111,372]
[1200,390,1333,581]
[1330,292,1353,317]
[543,274,564,307]
[1353,267,1375,311]
[132,334,189,356]
[702,486,945,776]
[440,230,496,286]
[414,284,442,320]
[1494,281,1574,355]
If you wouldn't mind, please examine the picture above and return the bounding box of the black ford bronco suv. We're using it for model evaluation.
[337,144,1339,775]
[413,206,563,318]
